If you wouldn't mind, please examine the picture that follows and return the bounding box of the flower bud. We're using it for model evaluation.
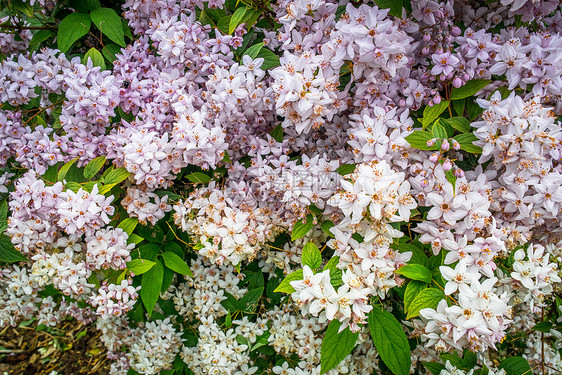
[453,77,463,88]
[441,139,450,151]
[421,179,430,187]
[442,159,453,171]
[453,168,465,177]
[452,140,461,150]
[427,138,436,147]
[429,153,440,163]
[433,95,441,104]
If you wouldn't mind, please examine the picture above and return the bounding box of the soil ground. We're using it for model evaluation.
[0,320,109,374]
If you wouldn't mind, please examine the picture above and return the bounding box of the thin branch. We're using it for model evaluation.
[0,23,53,30]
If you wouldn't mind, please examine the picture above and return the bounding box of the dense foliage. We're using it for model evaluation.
[0,0,562,374]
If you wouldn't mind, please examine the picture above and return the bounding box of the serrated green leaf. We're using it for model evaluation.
[117,217,138,236]
[431,122,447,139]
[243,42,264,59]
[57,13,91,53]
[186,172,211,184]
[406,288,444,319]
[83,47,106,70]
[302,242,322,270]
[90,7,126,47]
[274,269,303,293]
[368,307,411,375]
[104,167,130,184]
[136,224,164,243]
[421,101,449,128]
[57,158,79,182]
[84,156,106,180]
[404,281,426,313]
[291,215,314,241]
[320,320,359,374]
[405,130,436,150]
[446,117,471,133]
[127,259,156,275]
[0,234,27,263]
[396,264,432,283]
[229,6,246,34]
[141,261,163,316]
[450,79,492,100]
[240,287,263,313]
[453,133,482,153]
[161,251,193,277]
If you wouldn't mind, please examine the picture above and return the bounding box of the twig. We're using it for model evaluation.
[0,23,53,31]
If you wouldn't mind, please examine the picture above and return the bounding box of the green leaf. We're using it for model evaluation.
[320,320,359,374]
[375,0,406,18]
[302,242,322,270]
[270,124,283,142]
[104,167,130,184]
[243,42,264,59]
[161,251,193,277]
[499,357,531,375]
[421,101,449,128]
[57,13,91,53]
[396,264,432,283]
[405,130,436,150]
[58,157,79,181]
[141,261,163,316]
[29,29,52,51]
[431,122,447,139]
[186,172,211,184]
[453,133,482,153]
[83,47,106,70]
[450,79,492,100]
[90,7,126,47]
[136,224,164,243]
[117,217,138,236]
[69,0,100,11]
[423,362,446,375]
[240,287,263,313]
[321,220,334,237]
[336,163,356,175]
[274,269,303,294]
[217,15,231,34]
[102,43,122,62]
[404,281,426,313]
[452,98,466,117]
[0,234,27,263]
[291,215,314,241]
[127,258,155,275]
[256,48,280,70]
[368,307,411,375]
[532,321,553,333]
[323,256,343,287]
[446,117,471,133]
[229,6,246,34]
[83,156,106,180]
[406,288,444,319]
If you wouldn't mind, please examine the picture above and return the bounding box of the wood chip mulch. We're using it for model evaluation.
[0,320,110,375]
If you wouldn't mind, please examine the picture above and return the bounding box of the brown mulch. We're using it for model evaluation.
[0,320,110,375]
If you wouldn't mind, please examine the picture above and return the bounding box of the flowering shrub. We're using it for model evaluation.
[0,0,562,374]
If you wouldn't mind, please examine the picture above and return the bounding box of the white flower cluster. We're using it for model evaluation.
[172,257,246,320]
[173,182,277,266]
[507,244,561,312]
[98,317,183,375]
[290,161,416,331]
[270,51,344,134]
[85,227,134,270]
[89,279,140,319]
[121,187,172,226]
